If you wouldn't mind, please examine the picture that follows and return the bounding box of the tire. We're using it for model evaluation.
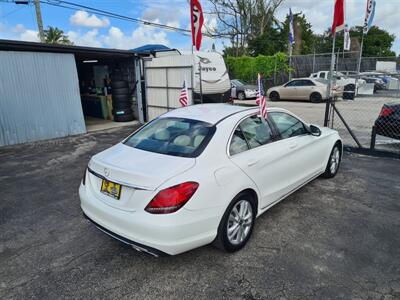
[113,102,132,109]
[213,192,256,252]
[111,81,128,89]
[114,113,134,122]
[237,91,246,100]
[269,91,280,101]
[322,143,342,178]
[310,92,322,103]
[113,108,133,115]
[112,94,129,103]
[112,87,129,96]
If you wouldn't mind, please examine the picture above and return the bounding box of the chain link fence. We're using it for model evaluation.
[287,53,400,156]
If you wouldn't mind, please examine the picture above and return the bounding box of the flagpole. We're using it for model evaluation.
[324,32,336,127]
[355,33,365,95]
[288,43,293,81]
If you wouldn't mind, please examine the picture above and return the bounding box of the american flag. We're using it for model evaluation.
[179,80,189,107]
[256,73,267,119]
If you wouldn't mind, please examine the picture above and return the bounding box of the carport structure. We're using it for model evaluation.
[0,39,144,147]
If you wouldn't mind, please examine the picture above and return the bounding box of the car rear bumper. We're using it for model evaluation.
[79,184,219,256]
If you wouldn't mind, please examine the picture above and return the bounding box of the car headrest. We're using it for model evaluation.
[154,129,170,141]
[173,135,191,146]
[193,135,205,147]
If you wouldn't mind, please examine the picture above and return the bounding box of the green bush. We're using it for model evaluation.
[225,53,289,84]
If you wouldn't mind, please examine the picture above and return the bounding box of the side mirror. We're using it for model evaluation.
[309,125,321,136]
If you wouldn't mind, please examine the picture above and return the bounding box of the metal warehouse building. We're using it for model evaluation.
[0,40,145,146]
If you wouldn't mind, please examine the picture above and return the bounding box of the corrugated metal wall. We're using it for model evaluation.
[0,51,86,146]
[144,55,193,120]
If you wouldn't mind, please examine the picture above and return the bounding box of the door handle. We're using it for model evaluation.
[289,142,298,149]
[247,159,259,166]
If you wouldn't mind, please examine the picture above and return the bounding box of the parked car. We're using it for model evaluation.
[361,76,386,92]
[231,79,258,100]
[80,104,342,256]
[310,71,365,100]
[267,78,343,103]
[374,103,400,140]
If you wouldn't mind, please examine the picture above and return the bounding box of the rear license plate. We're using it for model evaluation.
[101,179,121,200]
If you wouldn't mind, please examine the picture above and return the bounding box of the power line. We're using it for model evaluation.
[39,0,197,36]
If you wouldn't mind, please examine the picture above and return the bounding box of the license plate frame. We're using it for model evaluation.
[100,179,122,200]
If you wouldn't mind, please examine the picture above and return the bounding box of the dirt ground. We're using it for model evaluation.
[1,126,399,299]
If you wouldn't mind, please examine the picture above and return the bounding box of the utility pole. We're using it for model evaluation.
[34,0,45,42]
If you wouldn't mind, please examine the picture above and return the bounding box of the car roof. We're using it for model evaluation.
[159,104,286,125]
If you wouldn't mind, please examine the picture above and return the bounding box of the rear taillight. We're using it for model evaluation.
[145,182,199,214]
[379,107,394,117]
[82,168,87,185]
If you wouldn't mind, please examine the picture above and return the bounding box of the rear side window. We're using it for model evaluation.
[270,112,307,139]
[229,128,249,155]
[124,118,215,157]
[229,115,273,155]
[240,116,273,148]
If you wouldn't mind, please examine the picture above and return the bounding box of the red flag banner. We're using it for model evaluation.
[190,0,204,51]
[331,0,345,34]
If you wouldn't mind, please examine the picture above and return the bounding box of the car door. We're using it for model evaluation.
[268,112,326,191]
[229,115,294,209]
[280,80,299,99]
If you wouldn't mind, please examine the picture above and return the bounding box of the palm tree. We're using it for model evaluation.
[43,26,73,45]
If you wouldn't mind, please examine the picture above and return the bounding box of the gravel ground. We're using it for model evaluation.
[1,126,399,299]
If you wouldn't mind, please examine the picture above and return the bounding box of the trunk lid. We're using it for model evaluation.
[87,143,196,211]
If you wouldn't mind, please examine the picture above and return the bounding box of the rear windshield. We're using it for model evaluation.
[124,118,216,157]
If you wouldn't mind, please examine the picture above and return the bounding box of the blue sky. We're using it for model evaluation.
[0,0,398,55]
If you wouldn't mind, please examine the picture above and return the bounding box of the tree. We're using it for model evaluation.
[208,0,283,56]
[248,12,317,56]
[313,26,396,57]
[43,26,73,45]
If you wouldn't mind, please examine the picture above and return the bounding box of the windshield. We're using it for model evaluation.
[124,118,215,157]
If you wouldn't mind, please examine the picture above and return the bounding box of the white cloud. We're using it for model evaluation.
[12,24,39,42]
[103,25,169,49]
[70,10,110,28]
[65,25,170,49]
[67,29,102,47]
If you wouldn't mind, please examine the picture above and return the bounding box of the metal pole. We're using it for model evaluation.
[324,33,336,127]
[288,43,293,81]
[355,34,365,95]
[199,61,203,104]
[312,48,316,73]
[336,47,340,72]
[34,0,45,42]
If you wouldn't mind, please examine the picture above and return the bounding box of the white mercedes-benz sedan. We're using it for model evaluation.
[80,104,342,256]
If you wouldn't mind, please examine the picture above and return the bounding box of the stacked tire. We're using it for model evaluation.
[111,80,134,122]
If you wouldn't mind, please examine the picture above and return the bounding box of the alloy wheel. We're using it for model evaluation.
[330,147,340,174]
[227,200,253,245]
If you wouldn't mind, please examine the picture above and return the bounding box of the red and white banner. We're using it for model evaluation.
[190,0,204,51]
[331,0,345,34]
